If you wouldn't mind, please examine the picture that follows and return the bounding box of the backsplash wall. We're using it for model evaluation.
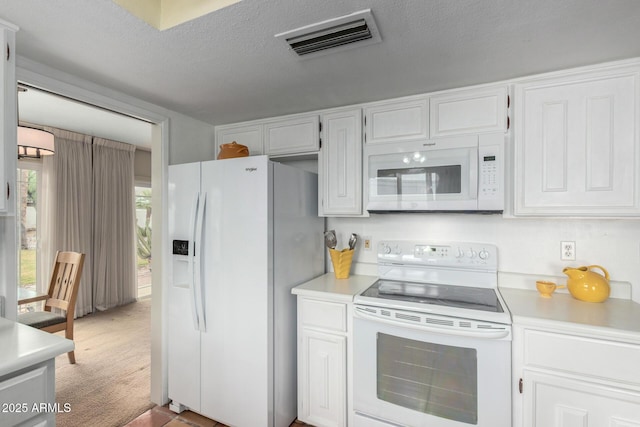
[327,215,640,303]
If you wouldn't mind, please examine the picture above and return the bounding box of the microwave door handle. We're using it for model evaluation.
[354,306,510,339]
[470,148,479,199]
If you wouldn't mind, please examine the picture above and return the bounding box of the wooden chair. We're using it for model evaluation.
[18,251,85,364]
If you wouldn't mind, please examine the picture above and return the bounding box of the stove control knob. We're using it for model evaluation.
[394,245,402,255]
[479,249,490,260]
[455,248,465,258]
[467,249,477,259]
[383,245,392,254]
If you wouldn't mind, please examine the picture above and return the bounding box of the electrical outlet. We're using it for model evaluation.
[561,241,576,261]
[363,236,372,251]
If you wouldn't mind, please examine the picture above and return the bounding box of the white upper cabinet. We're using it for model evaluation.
[215,113,320,158]
[215,123,264,157]
[364,97,428,145]
[430,86,509,138]
[264,114,319,156]
[514,64,640,216]
[319,109,363,216]
[0,20,17,215]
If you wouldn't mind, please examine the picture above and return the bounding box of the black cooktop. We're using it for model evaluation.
[360,279,504,313]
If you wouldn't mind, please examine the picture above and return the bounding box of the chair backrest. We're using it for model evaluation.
[45,251,85,320]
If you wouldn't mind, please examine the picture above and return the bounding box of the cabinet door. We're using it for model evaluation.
[299,329,347,427]
[319,109,362,216]
[215,124,263,157]
[264,115,319,156]
[514,69,640,216]
[524,371,640,427]
[0,361,55,427]
[364,98,428,145]
[0,24,17,214]
[430,86,508,137]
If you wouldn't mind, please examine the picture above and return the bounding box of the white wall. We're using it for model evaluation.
[168,112,216,165]
[328,215,640,302]
[134,149,152,183]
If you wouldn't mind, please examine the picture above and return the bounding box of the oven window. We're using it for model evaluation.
[377,165,461,195]
[377,333,477,424]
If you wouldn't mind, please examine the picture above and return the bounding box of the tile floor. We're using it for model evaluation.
[124,405,309,427]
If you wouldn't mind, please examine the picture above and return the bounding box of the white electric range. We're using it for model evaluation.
[353,240,512,427]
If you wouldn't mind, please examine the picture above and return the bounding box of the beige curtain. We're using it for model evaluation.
[39,129,94,317]
[37,154,55,295]
[38,128,137,315]
[92,137,137,311]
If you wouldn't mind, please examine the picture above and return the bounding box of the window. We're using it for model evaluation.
[17,161,42,312]
[135,186,152,298]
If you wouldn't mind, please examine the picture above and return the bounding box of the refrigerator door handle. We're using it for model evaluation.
[187,192,201,331]
[194,192,207,332]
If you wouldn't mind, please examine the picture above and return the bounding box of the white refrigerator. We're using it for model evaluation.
[167,155,324,427]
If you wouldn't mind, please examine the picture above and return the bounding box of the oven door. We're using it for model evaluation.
[365,135,478,212]
[353,306,511,427]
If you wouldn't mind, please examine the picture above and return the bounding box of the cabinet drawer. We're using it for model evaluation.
[300,298,347,333]
[0,364,50,425]
[524,329,640,386]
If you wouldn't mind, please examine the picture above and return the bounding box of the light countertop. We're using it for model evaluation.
[0,316,74,377]
[292,273,377,302]
[292,273,640,344]
[499,287,640,344]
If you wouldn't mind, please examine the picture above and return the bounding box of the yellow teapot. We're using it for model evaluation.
[562,265,610,303]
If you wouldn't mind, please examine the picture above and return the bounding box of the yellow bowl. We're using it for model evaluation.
[536,281,563,298]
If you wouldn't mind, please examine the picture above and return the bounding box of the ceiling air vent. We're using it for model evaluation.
[275,9,381,59]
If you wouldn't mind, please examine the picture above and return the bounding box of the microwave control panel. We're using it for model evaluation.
[477,134,504,210]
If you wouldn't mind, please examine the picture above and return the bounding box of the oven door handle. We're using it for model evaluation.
[354,306,511,340]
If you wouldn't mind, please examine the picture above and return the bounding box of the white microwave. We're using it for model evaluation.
[365,133,504,213]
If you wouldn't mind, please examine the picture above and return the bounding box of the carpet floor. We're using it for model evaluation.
[54,298,153,427]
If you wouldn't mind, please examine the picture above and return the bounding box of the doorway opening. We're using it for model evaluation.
[16,70,168,406]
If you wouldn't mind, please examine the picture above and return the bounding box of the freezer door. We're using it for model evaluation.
[200,156,272,426]
[167,162,202,412]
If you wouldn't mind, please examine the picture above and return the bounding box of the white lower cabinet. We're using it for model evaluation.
[297,297,348,427]
[300,330,346,427]
[514,325,640,427]
[524,371,640,427]
[0,360,56,426]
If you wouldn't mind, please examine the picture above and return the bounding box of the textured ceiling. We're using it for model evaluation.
[2,0,640,129]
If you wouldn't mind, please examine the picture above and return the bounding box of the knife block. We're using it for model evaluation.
[329,248,354,279]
